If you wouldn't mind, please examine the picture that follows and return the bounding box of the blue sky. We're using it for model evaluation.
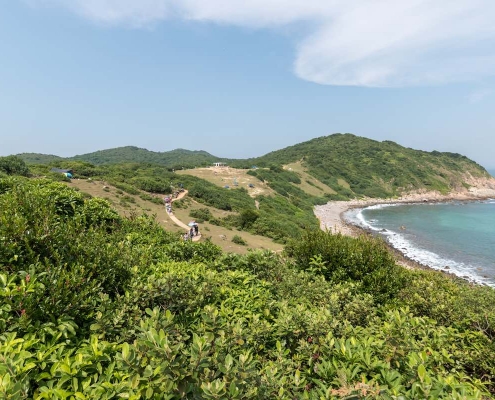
[1,1,495,168]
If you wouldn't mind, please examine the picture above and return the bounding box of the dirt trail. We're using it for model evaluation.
[164,190,201,242]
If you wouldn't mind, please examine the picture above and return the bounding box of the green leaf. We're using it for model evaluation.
[417,364,427,382]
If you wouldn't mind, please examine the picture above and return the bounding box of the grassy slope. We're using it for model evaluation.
[175,167,276,198]
[67,179,282,254]
[242,133,491,198]
[283,161,337,196]
[18,134,492,200]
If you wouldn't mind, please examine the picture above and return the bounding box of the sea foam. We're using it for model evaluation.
[344,204,495,287]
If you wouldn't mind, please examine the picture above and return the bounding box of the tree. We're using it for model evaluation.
[0,155,30,176]
[239,208,259,229]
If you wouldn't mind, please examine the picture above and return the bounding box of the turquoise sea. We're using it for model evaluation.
[345,197,495,287]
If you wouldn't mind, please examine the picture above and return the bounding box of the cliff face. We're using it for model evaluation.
[391,173,495,201]
[463,174,495,197]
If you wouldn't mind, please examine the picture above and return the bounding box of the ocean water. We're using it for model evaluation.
[345,201,495,287]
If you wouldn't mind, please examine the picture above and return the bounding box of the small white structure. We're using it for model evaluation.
[213,162,227,167]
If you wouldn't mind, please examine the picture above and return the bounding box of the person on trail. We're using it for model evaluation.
[189,227,194,238]
[194,224,199,236]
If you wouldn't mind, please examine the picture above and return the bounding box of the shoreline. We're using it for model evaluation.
[314,189,495,280]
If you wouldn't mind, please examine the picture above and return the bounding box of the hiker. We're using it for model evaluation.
[194,224,199,236]
[189,227,194,238]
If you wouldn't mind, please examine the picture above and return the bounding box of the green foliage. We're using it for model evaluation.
[232,235,247,246]
[394,269,495,340]
[189,207,213,223]
[1,176,494,399]
[188,181,249,211]
[109,180,141,195]
[285,230,407,304]
[0,155,30,176]
[15,152,64,165]
[71,146,220,168]
[45,171,71,182]
[239,208,259,229]
[248,133,491,198]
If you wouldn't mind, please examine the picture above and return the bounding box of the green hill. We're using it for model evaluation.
[238,133,491,198]
[14,134,493,199]
[71,146,221,168]
[16,153,64,164]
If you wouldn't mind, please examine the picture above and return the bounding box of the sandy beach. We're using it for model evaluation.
[314,185,495,271]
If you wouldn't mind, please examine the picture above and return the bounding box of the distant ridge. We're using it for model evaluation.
[70,146,221,167]
[16,153,64,164]
[18,146,221,168]
[15,133,494,199]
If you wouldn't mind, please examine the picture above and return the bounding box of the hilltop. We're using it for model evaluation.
[236,134,493,198]
[15,153,64,164]
[19,146,220,168]
[17,134,494,199]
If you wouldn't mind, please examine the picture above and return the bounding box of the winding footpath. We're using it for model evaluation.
[164,190,202,242]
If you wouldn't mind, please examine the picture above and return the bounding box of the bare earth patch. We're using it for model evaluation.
[66,179,282,254]
[176,166,275,198]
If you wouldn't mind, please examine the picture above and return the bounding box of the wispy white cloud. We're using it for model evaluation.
[468,88,492,103]
[28,0,495,87]
[31,0,172,26]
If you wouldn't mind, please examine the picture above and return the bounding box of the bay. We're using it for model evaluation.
[345,201,495,286]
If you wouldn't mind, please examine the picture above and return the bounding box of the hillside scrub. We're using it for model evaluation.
[247,134,492,198]
[38,160,320,242]
[285,230,407,305]
[0,155,30,177]
[1,177,495,398]
[21,133,493,201]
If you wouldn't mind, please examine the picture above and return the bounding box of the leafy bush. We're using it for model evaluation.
[232,235,247,246]
[109,180,141,195]
[189,207,213,223]
[46,171,71,182]
[1,176,494,399]
[0,155,30,176]
[239,208,259,229]
[285,230,407,304]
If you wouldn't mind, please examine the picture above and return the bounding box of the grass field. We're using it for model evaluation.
[283,161,337,196]
[67,179,283,254]
[177,164,339,199]
[176,166,275,198]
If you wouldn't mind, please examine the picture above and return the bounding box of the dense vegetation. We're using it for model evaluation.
[14,153,63,165]
[17,134,492,200]
[236,134,492,198]
[1,177,495,399]
[27,160,319,243]
[18,147,220,169]
[0,155,30,177]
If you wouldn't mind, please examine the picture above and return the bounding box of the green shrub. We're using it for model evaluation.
[0,155,30,176]
[46,171,71,182]
[285,230,406,304]
[232,235,247,246]
[109,181,141,195]
[189,207,213,223]
[1,176,494,399]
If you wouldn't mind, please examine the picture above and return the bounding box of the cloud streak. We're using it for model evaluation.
[31,0,495,87]
[468,88,492,103]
